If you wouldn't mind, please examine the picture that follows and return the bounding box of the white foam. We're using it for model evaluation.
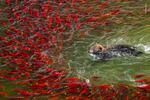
[136,44,150,53]
[89,53,101,61]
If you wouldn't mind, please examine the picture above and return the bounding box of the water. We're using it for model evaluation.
[64,33,150,84]
[64,23,150,86]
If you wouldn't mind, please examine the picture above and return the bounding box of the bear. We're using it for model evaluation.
[89,43,143,61]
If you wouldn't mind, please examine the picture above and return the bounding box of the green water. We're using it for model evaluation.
[64,1,150,85]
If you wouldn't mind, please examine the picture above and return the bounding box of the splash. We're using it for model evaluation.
[136,44,150,53]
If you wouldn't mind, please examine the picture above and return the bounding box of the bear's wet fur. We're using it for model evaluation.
[89,44,143,60]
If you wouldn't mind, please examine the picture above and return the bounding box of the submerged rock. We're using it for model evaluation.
[89,44,143,61]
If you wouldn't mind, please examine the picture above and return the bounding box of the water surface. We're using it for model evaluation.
[64,1,150,85]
